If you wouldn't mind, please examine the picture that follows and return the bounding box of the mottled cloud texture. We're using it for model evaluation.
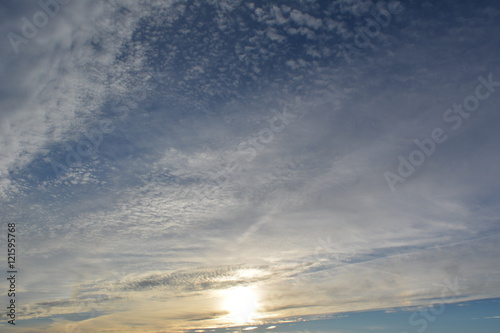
[1,0,500,332]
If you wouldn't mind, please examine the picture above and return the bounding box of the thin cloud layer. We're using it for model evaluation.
[1,1,500,332]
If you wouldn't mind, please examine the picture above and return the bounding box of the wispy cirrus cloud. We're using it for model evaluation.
[1,1,500,333]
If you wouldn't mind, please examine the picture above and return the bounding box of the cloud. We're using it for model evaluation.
[1,1,500,332]
[289,9,323,29]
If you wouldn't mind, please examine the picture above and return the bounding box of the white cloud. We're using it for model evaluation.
[1,1,500,332]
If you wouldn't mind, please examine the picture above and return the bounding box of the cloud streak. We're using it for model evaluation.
[1,1,500,332]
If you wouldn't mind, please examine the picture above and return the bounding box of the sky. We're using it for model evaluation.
[0,0,500,332]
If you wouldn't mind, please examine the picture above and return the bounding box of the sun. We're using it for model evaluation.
[222,286,258,324]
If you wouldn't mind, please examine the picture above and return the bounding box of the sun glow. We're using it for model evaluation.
[223,286,259,324]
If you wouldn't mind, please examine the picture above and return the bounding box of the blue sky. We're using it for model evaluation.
[1,0,500,332]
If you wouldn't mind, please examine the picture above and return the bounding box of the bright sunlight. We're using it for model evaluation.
[222,286,259,325]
